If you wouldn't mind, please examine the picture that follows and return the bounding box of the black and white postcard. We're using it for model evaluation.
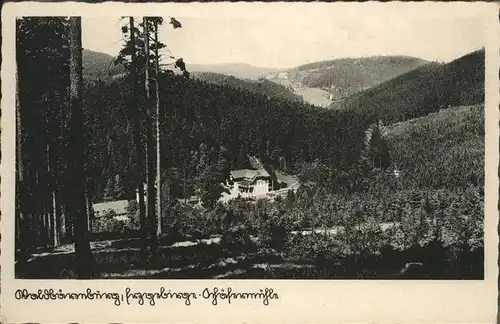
[1,2,499,323]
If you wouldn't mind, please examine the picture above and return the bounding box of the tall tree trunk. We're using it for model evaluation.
[154,21,162,236]
[59,194,67,243]
[34,170,41,246]
[144,17,158,261]
[43,196,50,247]
[46,144,55,247]
[63,200,72,243]
[85,188,92,234]
[16,66,29,261]
[69,16,94,278]
[52,188,60,247]
[129,17,148,263]
[15,81,21,247]
[48,129,61,247]
[183,168,187,203]
[43,147,51,247]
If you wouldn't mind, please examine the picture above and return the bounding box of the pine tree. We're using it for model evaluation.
[143,17,158,261]
[361,120,390,171]
[153,19,163,236]
[217,146,231,180]
[104,176,115,200]
[116,17,148,263]
[15,51,28,258]
[68,16,94,278]
[196,143,210,175]
[114,174,126,199]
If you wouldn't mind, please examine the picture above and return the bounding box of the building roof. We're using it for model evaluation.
[92,199,129,216]
[230,168,270,180]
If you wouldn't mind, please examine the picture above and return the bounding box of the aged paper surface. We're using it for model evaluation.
[1,2,499,323]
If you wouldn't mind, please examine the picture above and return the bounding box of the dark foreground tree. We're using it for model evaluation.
[15,61,28,258]
[115,17,148,263]
[130,16,149,263]
[68,17,94,278]
[143,17,158,261]
[141,16,185,261]
[153,18,163,237]
[16,17,72,256]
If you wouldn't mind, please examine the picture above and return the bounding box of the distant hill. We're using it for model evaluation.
[385,104,484,190]
[332,49,484,123]
[81,51,282,84]
[192,72,303,103]
[187,63,282,80]
[265,56,429,104]
[82,49,124,80]
[80,49,300,102]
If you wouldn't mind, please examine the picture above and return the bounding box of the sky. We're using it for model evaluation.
[81,3,488,69]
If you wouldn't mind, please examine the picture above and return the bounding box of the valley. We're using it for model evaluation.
[15,16,485,281]
[263,56,429,108]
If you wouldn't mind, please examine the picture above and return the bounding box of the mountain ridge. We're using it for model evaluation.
[263,55,429,107]
[192,71,303,102]
[82,49,124,79]
[187,62,283,80]
[332,49,484,124]
[267,55,429,100]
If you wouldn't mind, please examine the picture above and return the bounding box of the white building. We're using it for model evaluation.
[219,156,273,203]
[92,199,129,221]
[230,169,271,195]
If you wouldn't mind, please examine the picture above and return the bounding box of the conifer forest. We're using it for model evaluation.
[15,16,484,279]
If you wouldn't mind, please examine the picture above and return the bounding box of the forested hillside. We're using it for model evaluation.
[386,104,484,190]
[332,49,485,123]
[82,49,124,80]
[187,62,281,80]
[16,16,485,280]
[82,49,485,202]
[191,72,303,102]
[83,72,371,202]
[266,56,428,100]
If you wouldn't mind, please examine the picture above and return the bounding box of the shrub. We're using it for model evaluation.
[220,224,255,255]
[283,232,343,266]
[255,207,289,251]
